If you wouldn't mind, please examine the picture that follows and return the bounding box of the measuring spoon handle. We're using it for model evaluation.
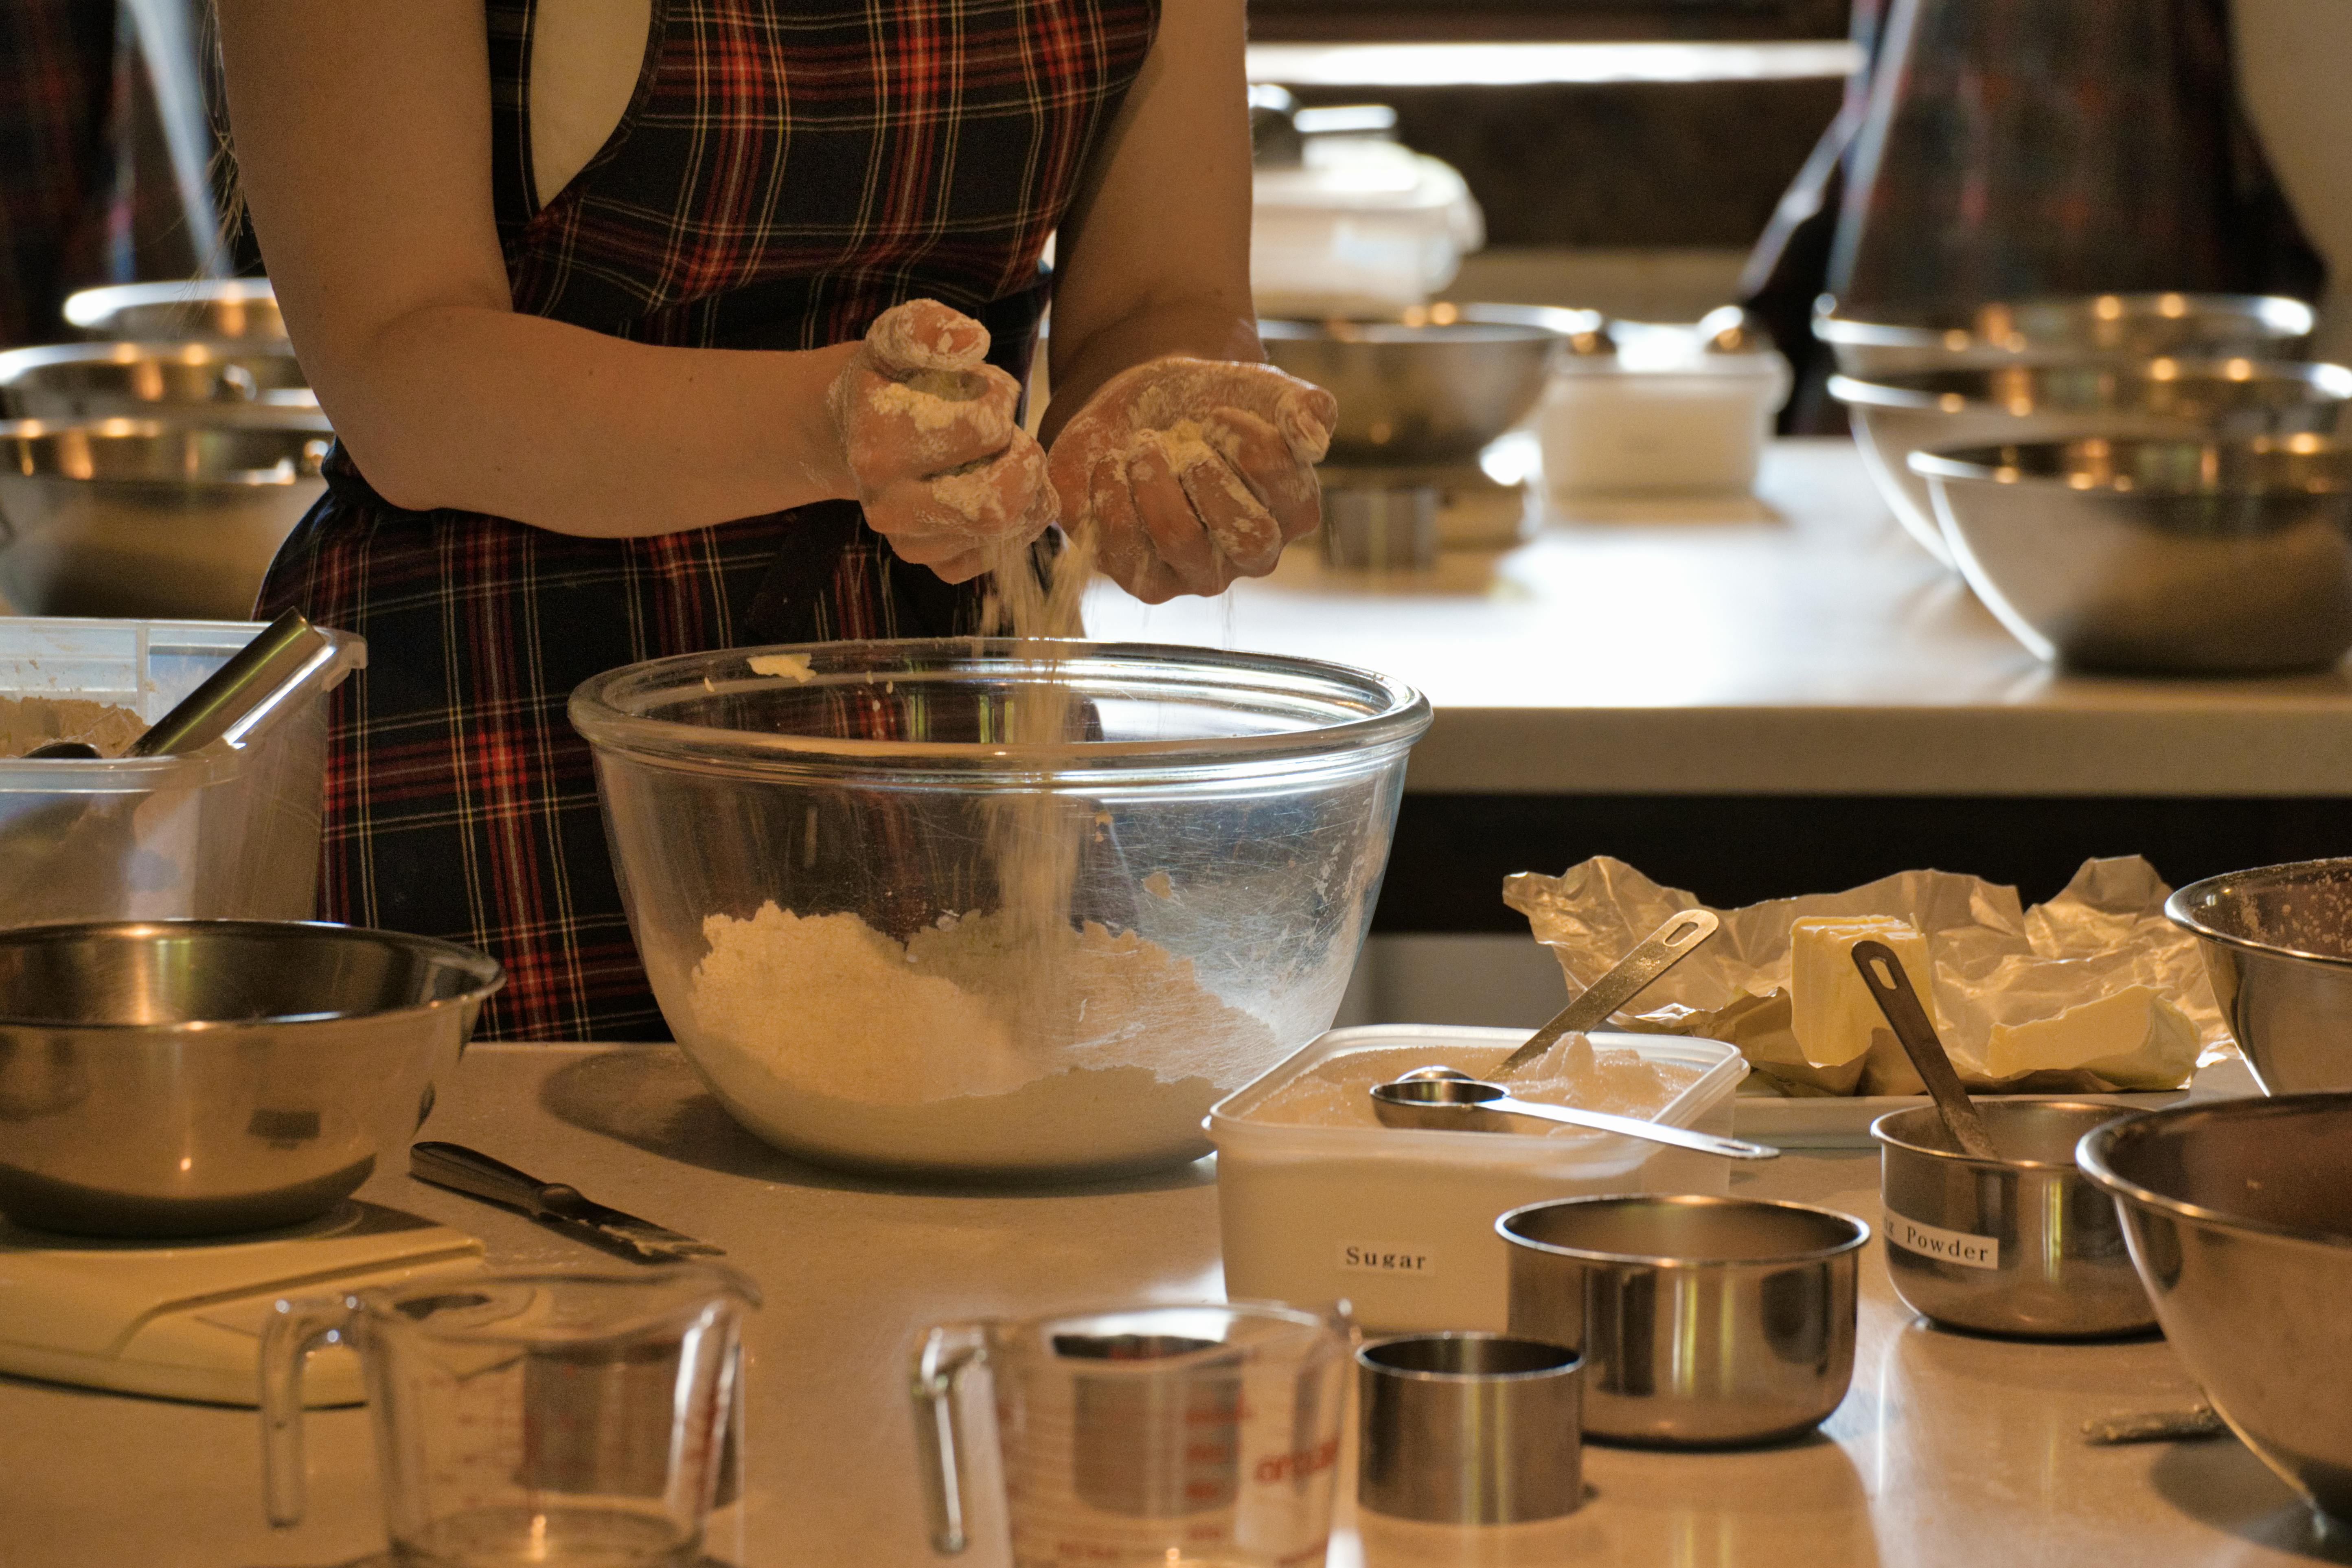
[1486,1092,1779,1161]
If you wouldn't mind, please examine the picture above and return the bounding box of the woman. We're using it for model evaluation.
[213,0,1334,1040]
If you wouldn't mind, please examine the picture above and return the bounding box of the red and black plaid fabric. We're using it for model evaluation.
[257,0,1158,1041]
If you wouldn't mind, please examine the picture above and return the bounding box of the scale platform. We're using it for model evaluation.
[0,1200,482,1405]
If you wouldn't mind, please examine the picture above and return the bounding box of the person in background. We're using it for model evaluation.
[214,0,1336,1043]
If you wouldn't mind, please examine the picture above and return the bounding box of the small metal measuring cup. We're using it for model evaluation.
[258,1263,757,1565]
[1357,1333,1585,1526]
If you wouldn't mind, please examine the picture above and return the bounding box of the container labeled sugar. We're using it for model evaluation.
[1209,1025,1747,1332]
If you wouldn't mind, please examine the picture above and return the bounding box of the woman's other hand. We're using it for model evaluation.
[830,299,1056,583]
[1048,356,1334,603]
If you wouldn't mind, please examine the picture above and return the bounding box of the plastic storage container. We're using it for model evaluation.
[571,638,1431,1182]
[0,616,364,928]
[1538,326,1791,497]
[1208,1025,1747,1332]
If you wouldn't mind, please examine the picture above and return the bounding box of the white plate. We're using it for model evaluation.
[1731,1056,2260,1147]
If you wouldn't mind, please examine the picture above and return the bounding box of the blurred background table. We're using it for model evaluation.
[0,1041,2330,1568]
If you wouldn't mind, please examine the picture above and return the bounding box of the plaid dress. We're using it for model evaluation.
[256,0,1158,1041]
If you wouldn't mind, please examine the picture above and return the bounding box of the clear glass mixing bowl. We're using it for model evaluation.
[570,639,1430,1180]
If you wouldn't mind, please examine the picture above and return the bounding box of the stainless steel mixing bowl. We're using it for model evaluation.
[0,341,320,425]
[2078,1094,2352,1527]
[61,278,286,343]
[1499,1194,1868,1447]
[2167,859,2352,1094]
[1909,436,2352,672]
[1260,304,1594,465]
[1830,359,2352,566]
[1874,1101,2154,1338]
[0,419,331,618]
[1816,293,2315,380]
[0,919,503,1236]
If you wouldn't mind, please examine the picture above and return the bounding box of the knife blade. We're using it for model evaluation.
[410,1140,726,1265]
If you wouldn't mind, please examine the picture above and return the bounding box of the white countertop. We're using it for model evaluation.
[2,1043,2332,1568]
[1084,441,2352,798]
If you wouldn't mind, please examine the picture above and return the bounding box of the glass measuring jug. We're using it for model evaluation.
[260,1264,757,1566]
[912,1300,1350,1568]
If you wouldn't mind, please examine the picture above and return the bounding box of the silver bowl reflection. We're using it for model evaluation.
[2078,1095,2352,1528]
[0,419,331,619]
[0,919,502,1236]
[1260,304,1594,466]
[1829,359,2351,566]
[1499,1193,1868,1447]
[2167,859,2352,1094]
[1874,1101,2153,1338]
[61,278,285,343]
[1816,292,2315,380]
[0,341,319,425]
[1909,436,2352,672]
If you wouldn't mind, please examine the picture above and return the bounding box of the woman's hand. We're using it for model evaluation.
[829,300,1056,583]
[1047,356,1335,603]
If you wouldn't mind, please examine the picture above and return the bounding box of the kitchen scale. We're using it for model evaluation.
[0,1200,482,1405]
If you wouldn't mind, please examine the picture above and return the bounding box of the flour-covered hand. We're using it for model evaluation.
[829,299,1056,583]
[1047,357,1335,603]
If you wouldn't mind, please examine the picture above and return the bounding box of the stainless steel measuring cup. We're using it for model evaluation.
[259,1263,757,1566]
[911,1299,1351,1567]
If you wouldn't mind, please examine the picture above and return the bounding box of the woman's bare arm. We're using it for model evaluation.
[215,0,859,537]
[1041,0,1262,446]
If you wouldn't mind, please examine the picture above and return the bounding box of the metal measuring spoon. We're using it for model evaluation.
[1849,938,1998,1159]
[1370,1075,1778,1160]
[1490,908,1720,1080]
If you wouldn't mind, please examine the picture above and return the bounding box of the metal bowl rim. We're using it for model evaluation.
[1814,292,2316,347]
[1355,1331,1583,1382]
[1828,360,2352,410]
[61,278,279,331]
[1907,437,2352,491]
[0,917,504,1029]
[0,340,305,376]
[1258,301,1600,343]
[2076,1092,2352,1253]
[1495,1192,1872,1268]
[2164,860,2352,969]
[1870,1100,2137,1169]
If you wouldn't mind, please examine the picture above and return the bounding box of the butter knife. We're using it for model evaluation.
[410,1141,725,1265]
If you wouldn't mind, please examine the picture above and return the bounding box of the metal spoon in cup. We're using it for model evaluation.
[1849,938,1998,1159]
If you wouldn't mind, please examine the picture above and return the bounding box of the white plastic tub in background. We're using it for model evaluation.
[1208,1024,1747,1332]
[0,616,364,928]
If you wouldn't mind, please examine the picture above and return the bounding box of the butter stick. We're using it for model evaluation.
[1789,916,1936,1073]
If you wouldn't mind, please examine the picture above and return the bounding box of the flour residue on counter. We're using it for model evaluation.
[684,901,1278,1169]
[1248,1034,1702,1133]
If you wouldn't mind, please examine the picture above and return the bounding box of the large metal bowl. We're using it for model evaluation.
[1830,359,2352,566]
[0,341,319,425]
[1260,304,1593,465]
[1909,436,2352,672]
[2078,1095,2352,1527]
[0,919,503,1236]
[61,278,285,344]
[0,419,331,618]
[1816,293,2315,380]
[2167,859,2352,1094]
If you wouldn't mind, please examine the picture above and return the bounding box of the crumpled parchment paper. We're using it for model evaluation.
[1504,856,2229,1097]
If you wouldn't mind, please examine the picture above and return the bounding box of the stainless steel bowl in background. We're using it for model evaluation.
[1909,436,2352,673]
[0,420,331,619]
[61,278,285,344]
[1829,359,2352,566]
[1816,292,2315,380]
[2168,859,2352,1094]
[2078,1094,2352,1528]
[1499,1193,1868,1447]
[0,920,502,1236]
[1874,1101,2154,1338]
[0,341,320,426]
[1259,304,1594,466]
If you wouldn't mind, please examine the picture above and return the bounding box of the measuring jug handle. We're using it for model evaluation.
[909,1322,992,1555]
[258,1294,359,1529]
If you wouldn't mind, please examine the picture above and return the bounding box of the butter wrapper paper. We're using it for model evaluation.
[1504,857,2225,1096]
